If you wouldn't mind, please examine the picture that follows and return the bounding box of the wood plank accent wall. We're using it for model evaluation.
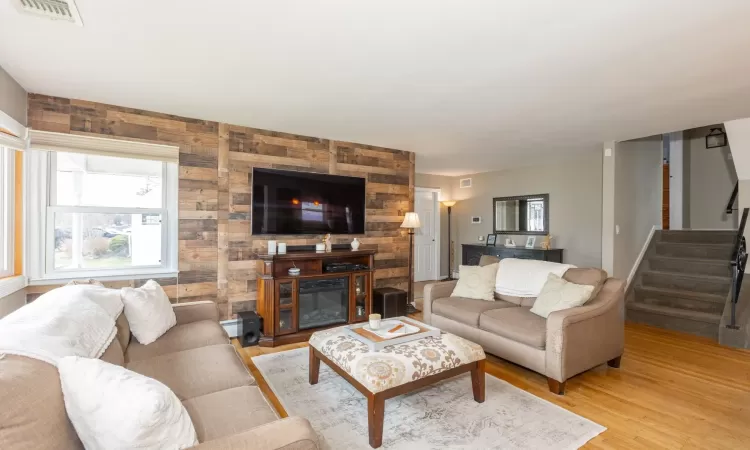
[26,94,415,320]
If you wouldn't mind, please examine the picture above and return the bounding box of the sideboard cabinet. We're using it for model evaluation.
[461,244,563,266]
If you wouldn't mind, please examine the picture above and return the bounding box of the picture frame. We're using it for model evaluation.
[525,236,536,248]
[486,234,496,246]
[505,238,516,247]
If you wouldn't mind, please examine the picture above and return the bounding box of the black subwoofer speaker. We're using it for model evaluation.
[238,311,263,347]
[372,287,407,319]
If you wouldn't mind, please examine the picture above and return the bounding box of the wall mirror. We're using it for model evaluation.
[493,194,549,235]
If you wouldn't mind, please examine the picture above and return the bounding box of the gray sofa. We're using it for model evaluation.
[423,257,625,394]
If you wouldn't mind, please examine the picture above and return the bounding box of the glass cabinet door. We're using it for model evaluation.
[352,274,369,322]
[278,309,293,334]
[278,281,294,307]
[276,280,296,335]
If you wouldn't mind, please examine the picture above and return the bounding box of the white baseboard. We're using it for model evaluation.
[221,318,241,338]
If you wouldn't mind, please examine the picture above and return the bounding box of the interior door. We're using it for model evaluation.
[414,189,437,282]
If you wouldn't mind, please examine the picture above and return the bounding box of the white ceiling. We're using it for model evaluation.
[2,1,750,176]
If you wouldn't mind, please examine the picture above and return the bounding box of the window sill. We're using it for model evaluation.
[27,270,179,286]
[0,275,27,298]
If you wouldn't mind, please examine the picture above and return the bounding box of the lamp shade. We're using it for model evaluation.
[400,212,421,229]
[441,200,457,207]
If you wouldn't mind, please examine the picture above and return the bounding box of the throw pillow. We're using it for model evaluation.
[121,280,176,345]
[451,263,499,301]
[530,273,595,318]
[58,356,198,450]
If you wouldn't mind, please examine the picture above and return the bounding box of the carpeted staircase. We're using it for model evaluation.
[627,230,734,339]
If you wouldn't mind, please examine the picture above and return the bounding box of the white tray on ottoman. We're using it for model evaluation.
[342,317,441,351]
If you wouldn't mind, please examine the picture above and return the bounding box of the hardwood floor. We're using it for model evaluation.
[234,316,750,449]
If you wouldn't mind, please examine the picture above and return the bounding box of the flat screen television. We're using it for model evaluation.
[252,168,366,235]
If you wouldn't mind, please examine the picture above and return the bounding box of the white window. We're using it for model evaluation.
[0,146,14,278]
[26,141,178,282]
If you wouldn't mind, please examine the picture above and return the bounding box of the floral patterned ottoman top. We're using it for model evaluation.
[309,326,485,393]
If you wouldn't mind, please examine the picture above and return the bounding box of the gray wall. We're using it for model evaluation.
[0,289,25,319]
[613,136,662,280]
[444,150,604,273]
[686,125,737,229]
[415,173,454,278]
[0,65,27,126]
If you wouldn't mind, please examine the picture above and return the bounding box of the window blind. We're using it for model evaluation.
[28,130,179,163]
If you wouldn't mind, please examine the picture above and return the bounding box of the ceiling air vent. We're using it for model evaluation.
[16,0,83,26]
[459,178,472,189]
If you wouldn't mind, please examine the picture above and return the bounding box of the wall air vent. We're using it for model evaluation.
[459,178,472,188]
[16,0,83,26]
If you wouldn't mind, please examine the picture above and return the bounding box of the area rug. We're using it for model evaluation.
[252,348,605,450]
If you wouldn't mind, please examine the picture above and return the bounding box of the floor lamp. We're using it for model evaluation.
[441,200,457,280]
[401,212,421,314]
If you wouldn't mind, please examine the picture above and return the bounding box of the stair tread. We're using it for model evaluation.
[627,302,722,323]
[660,230,735,237]
[642,269,731,282]
[661,228,737,235]
[660,230,735,234]
[649,255,731,265]
[656,241,734,248]
[635,285,726,303]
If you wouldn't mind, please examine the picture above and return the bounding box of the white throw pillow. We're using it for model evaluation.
[121,280,176,345]
[58,356,198,450]
[451,263,499,301]
[530,273,595,318]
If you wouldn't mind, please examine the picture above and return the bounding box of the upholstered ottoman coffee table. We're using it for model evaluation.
[308,327,486,448]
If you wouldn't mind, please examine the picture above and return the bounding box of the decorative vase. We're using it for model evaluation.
[351,237,360,250]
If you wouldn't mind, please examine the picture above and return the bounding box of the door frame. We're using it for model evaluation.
[668,131,684,230]
[414,187,441,282]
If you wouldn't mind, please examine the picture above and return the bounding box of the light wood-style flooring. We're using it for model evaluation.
[234,316,750,449]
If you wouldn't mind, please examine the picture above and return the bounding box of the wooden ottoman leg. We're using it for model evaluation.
[471,360,485,403]
[607,355,622,368]
[308,346,320,385]
[367,393,385,448]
